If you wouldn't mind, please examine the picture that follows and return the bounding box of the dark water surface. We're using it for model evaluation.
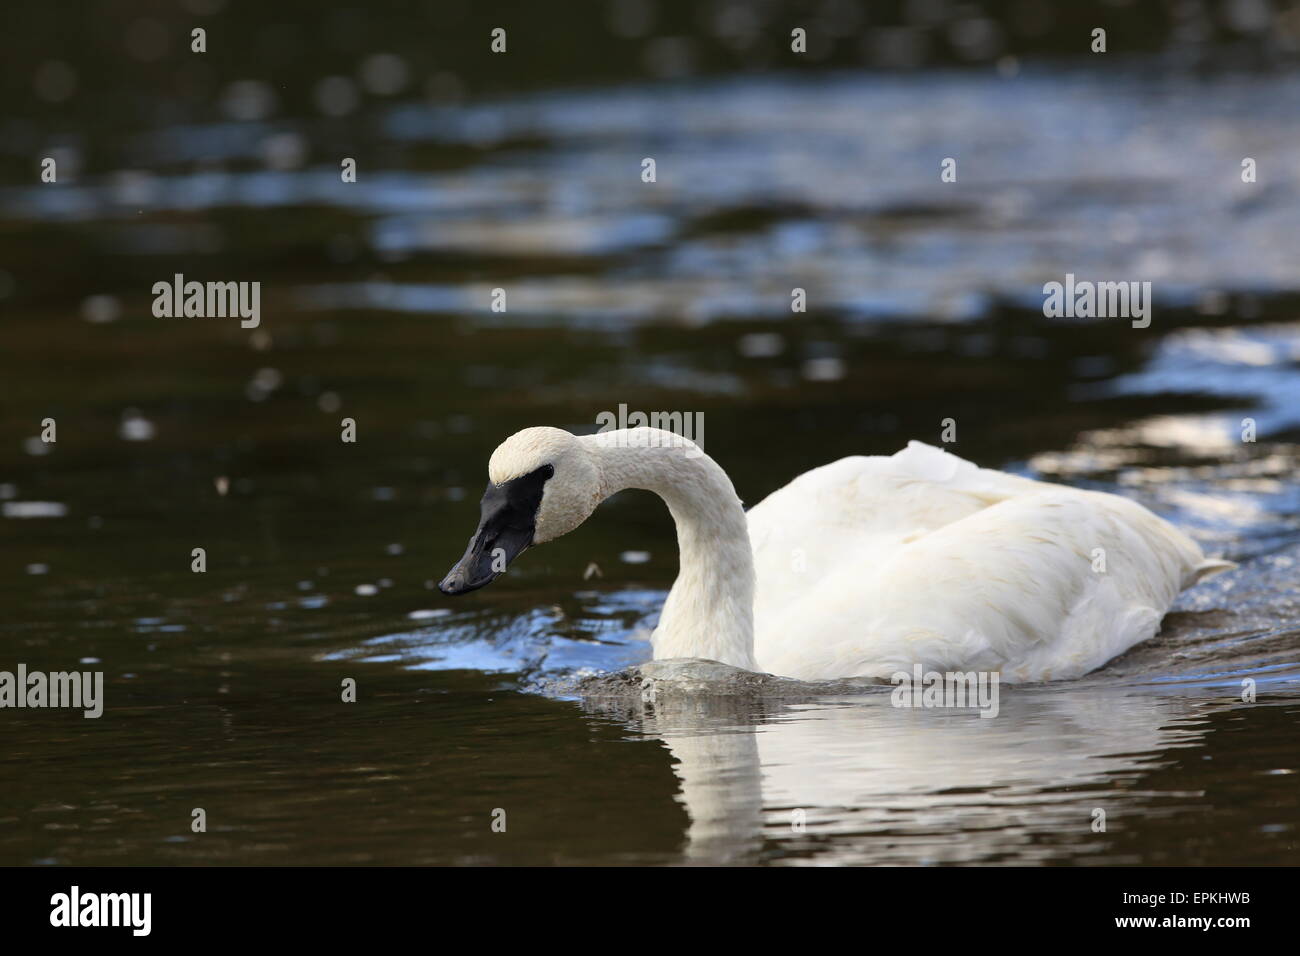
[3,64,1299,865]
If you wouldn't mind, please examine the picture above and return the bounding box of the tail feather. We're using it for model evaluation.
[1191,558,1237,585]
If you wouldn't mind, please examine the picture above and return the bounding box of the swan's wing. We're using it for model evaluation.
[756,487,1215,683]
[746,441,1047,628]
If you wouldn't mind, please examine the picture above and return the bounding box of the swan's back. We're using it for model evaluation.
[746,441,1225,682]
[746,442,1043,623]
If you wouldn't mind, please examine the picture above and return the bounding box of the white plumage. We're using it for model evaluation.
[453,427,1233,683]
[748,440,1231,681]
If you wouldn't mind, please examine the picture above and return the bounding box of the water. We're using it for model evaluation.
[3,63,1299,865]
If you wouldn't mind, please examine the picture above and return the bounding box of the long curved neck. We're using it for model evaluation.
[580,428,757,671]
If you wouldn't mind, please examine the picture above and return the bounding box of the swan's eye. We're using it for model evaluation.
[476,463,555,533]
[483,463,553,512]
[506,463,555,508]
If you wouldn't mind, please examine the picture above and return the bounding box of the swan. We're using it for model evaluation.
[438,426,1234,682]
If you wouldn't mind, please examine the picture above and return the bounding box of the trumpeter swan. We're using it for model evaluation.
[438,426,1233,682]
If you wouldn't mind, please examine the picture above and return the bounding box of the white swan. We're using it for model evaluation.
[438,426,1233,682]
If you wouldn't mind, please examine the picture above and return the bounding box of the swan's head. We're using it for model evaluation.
[438,427,601,595]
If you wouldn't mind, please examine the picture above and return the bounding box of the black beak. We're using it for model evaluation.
[438,464,553,596]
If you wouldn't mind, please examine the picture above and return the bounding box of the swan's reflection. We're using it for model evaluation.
[586,670,1212,864]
